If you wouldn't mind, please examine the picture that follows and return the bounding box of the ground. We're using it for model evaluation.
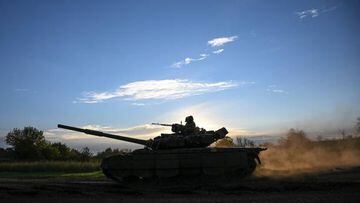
[0,167,359,202]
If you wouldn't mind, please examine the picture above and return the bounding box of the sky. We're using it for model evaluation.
[0,0,359,151]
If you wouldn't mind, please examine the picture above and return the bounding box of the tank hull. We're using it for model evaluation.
[101,147,263,182]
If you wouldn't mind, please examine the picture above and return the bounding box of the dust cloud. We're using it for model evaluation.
[256,129,360,176]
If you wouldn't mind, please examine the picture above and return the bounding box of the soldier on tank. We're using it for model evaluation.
[184,115,196,135]
[150,116,204,135]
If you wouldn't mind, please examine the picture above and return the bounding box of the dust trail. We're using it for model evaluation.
[256,129,360,177]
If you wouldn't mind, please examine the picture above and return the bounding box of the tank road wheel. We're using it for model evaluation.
[102,169,144,185]
[242,153,260,177]
[102,169,122,183]
[123,175,141,182]
[230,155,258,179]
[245,157,257,176]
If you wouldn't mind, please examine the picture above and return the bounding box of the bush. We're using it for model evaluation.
[95,148,130,159]
[214,137,236,147]
[236,137,255,147]
[279,128,311,149]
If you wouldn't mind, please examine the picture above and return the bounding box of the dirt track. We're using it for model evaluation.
[0,167,359,202]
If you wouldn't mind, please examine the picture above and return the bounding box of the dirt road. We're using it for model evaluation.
[0,167,359,202]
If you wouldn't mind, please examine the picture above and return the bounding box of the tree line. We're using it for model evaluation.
[0,126,127,161]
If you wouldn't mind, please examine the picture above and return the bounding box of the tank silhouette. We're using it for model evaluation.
[58,116,266,183]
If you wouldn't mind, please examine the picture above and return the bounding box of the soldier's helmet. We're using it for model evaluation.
[185,115,194,123]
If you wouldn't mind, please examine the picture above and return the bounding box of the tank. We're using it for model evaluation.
[58,116,266,183]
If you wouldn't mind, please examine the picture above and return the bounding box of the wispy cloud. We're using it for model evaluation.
[213,49,224,54]
[295,8,319,19]
[131,102,146,106]
[171,35,237,68]
[267,85,287,94]
[322,6,337,13]
[76,79,239,104]
[171,54,209,68]
[295,6,337,19]
[271,89,285,93]
[208,36,237,47]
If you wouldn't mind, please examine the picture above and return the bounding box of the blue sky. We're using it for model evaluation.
[0,0,359,150]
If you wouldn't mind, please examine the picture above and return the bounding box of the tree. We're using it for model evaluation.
[4,126,99,161]
[339,129,346,140]
[40,144,61,160]
[96,148,131,159]
[279,128,311,148]
[5,127,48,160]
[356,117,360,135]
[0,148,13,161]
[96,148,119,159]
[80,147,93,161]
[51,142,73,160]
[235,137,255,147]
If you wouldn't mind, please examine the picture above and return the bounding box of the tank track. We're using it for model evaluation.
[101,157,259,185]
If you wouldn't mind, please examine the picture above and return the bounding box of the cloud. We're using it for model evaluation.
[295,6,337,19]
[213,49,224,54]
[322,6,337,13]
[208,36,237,47]
[199,53,209,59]
[76,79,238,104]
[171,54,209,68]
[272,89,285,93]
[171,35,237,68]
[267,85,287,94]
[227,128,253,137]
[131,103,146,106]
[295,8,319,19]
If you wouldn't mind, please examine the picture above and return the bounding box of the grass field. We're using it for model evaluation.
[0,161,103,179]
[0,160,101,172]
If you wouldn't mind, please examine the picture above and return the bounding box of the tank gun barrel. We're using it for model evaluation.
[58,124,151,147]
[151,123,173,127]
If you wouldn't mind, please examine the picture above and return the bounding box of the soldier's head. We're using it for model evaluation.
[185,115,194,123]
